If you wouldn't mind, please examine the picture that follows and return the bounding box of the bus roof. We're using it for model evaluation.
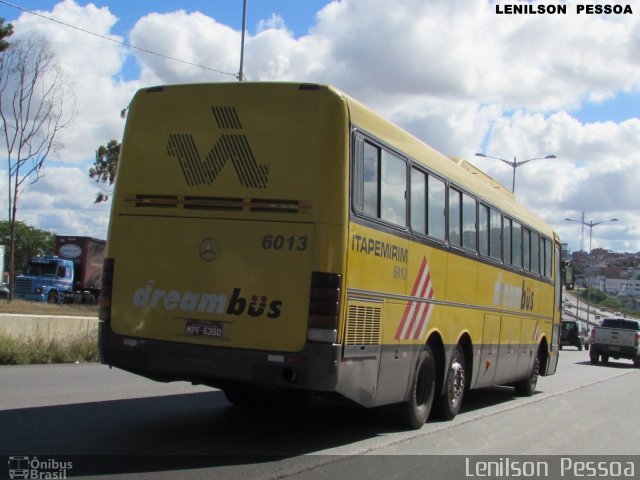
[336,85,554,237]
[126,81,554,238]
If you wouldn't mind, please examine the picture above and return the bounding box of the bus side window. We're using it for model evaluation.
[411,168,426,234]
[544,238,553,278]
[531,230,540,275]
[449,187,461,246]
[490,208,502,260]
[353,135,406,228]
[412,168,446,241]
[503,217,512,265]
[462,192,476,251]
[380,150,406,226]
[479,204,489,256]
[363,141,379,218]
[428,176,446,240]
[512,220,522,268]
[523,228,531,271]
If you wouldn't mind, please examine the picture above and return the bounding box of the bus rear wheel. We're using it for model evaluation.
[434,344,466,420]
[397,345,435,429]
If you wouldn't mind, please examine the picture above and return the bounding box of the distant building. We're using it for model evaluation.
[601,278,640,298]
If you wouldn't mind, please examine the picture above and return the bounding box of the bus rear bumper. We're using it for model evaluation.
[99,322,342,394]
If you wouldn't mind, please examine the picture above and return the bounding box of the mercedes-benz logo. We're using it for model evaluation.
[198,238,220,262]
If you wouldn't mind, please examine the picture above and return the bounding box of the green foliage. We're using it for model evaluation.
[0,221,55,272]
[579,288,608,304]
[577,287,634,316]
[0,18,14,52]
[0,333,98,364]
[89,139,120,203]
[600,298,625,310]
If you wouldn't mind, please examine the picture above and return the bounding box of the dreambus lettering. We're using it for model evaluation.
[493,274,534,311]
[351,234,408,263]
[132,281,282,318]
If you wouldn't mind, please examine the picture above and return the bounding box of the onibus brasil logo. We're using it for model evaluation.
[8,456,73,479]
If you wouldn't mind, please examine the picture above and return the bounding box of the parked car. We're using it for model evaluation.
[560,319,589,351]
[0,282,8,299]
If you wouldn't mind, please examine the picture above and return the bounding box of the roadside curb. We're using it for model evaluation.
[0,314,99,342]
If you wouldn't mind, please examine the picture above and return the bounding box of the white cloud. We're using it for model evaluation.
[257,14,287,33]
[130,10,241,84]
[8,0,137,164]
[1,0,640,252]
[0,166,111,238]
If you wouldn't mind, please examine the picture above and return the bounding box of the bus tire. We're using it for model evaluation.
[434,344,466,420]
[514,354,540,397]
[397,345,435,430]
[223,387,260,407]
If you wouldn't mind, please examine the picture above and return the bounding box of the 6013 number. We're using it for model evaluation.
[262,235,308,251]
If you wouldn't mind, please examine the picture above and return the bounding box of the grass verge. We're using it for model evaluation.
[0,299,98,317]
[0,332,99,364]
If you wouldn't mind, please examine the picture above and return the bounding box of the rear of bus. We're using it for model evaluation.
[99,83,350,398]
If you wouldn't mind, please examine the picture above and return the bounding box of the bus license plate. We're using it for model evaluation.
[186,322,223,338]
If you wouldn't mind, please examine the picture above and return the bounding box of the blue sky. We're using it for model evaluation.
[2,0,637,128]
[0,1,330,36]
[570,91,640,123]
[0,1,332,79]
[0,0,639,253]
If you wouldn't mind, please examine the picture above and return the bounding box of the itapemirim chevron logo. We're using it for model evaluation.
[395,256,435,341]
[166,106,270,189]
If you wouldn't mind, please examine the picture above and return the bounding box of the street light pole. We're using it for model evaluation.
[474,153,557,193]
[238,0,247,81]
[564,217,619,324]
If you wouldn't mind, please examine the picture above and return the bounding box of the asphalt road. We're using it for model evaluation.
[1,349,639,479]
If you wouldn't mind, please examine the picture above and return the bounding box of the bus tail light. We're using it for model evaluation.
[99,258,114,323]
[307,271,341,343]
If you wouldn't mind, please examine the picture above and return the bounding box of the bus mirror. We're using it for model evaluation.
[562,262,574,290]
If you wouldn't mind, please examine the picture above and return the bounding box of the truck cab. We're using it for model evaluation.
[14,256,74,303]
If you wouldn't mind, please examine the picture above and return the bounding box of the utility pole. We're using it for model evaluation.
[238,0,247,81]
[565,216,619,324]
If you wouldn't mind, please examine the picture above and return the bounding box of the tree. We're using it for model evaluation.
[0,19,13,52]
[0,221,54,275]
[90,106,127,203]
[89,139,120,202]
[0,34,76,300]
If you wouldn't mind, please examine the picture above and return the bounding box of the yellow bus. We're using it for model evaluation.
[99,82,563,428]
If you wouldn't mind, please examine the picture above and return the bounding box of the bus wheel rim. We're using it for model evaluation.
[449,360,464,407]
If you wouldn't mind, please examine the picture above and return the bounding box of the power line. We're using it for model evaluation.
[0,0,239,79]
